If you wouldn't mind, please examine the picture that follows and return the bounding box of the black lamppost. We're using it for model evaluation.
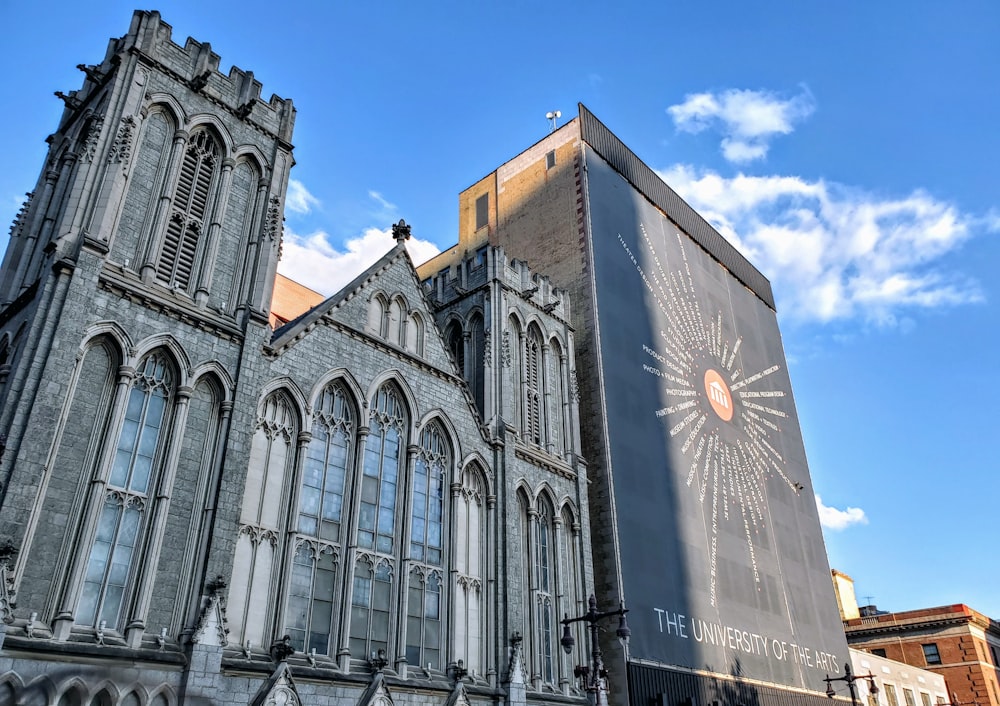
[825,663,879,706]
[560,594,631,706]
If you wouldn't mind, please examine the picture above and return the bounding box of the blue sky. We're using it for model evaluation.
[2,3,997,618]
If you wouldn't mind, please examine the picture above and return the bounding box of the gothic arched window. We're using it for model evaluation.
[535,500,556,684]
[453,465,485,673]
[286,382,354,654]
[78,352,174,627]
[229,390,297,647]
[406,422,449,669]
[349,384,406,659]
[525,327,543,446]
[156,130,219,290]
[446,321,465,378]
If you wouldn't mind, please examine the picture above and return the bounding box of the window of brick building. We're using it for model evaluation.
[920,692,932,706]
[922,643,942,665]
[546,150,556,169]
[904,688,916,706]
[872,648,887,657]
[475,193,489,230]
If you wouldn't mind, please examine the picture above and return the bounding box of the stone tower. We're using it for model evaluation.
[0,7,294,652]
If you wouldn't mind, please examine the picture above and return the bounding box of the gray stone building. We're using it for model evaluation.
[0,11,593,706]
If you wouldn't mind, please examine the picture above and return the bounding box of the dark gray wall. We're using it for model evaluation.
[585,152,848,692]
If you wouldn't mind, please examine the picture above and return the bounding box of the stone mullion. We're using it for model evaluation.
[124,384,193,647]
[179,398,233,638]
[557,353,570,459]
[485,492,497,687]
[233,179,268,318]
[337,424,369,672]
[449,480,463,669]
[518,330,528,442]
[394,442,419,678]
[140,129,188,283]
[541,343,553,453]
[551,514,569,693]
[25,154,79,285]
[526,507,540,687]
[193,157,235,307]
[272,430,312,644]
[10,168,59,293]
[52,364,136,639]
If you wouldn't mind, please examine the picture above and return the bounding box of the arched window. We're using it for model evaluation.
[549,338,565,454]
[469,314,486,417]
[535,500,556,685]
[78,353,173,627]
[524,327,543,446]
[405,312,425,356]
[157,129,219,290]
[367,294,387,337]
[446,321,465,378]
[406,422,449,669]
[357,386,404,554]
[453,465,485,673]
[229,390,297,647]
[387,297,405,345]
[286,382,354,654]
[350,384,406,659]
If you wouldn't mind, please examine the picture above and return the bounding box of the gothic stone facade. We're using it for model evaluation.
[0,11,594,706]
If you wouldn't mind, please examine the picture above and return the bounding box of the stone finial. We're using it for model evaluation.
[392,219,411,243]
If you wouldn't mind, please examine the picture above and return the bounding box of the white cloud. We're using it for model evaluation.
[278,226,440,297]
[815,494,868,531]
[667,88,815,163]
[285,178,321,215]
[657,164,982,325]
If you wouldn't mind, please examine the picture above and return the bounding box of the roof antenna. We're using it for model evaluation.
[546,110,562,132]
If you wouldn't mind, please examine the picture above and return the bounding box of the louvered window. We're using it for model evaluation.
[525,329,542,445]
[157,131,218,289]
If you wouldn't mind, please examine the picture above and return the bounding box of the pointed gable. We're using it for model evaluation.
[357,672,395,706]
[250,662,301,706]
[269,243,458,376]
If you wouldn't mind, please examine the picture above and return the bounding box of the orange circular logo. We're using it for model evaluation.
[704,369,734,422]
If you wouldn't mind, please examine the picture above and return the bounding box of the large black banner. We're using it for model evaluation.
[585,152,848,691]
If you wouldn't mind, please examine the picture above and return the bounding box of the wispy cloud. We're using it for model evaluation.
[815,494,868,531]
[368,190,397,213]
[278,226,440,297]
[667,88,815,163]
[285,178,321,215]
[657,164,981,325]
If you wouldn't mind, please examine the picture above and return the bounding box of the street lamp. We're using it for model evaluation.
[825,663,879,706]
[561,594,631,706]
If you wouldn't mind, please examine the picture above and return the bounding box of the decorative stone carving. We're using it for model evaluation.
[79,116,104,162]
[483,330,492,367]
[569,368,579,402]
[191,575,230,646]
[107,115,138,173]
[250,662,301,706]
[265,195,283,241]
[0,541,17,625]
[501,330,512,368]
[507,631,526,686]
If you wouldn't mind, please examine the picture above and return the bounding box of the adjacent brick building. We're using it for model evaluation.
[836,573,1000,706]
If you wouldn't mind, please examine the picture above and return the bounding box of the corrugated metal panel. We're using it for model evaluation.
[578,104,776,311]
[628,663,835,706]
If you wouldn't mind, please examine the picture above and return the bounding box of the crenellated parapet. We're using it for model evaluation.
[57,10,294,144]
[423,245,571,324]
